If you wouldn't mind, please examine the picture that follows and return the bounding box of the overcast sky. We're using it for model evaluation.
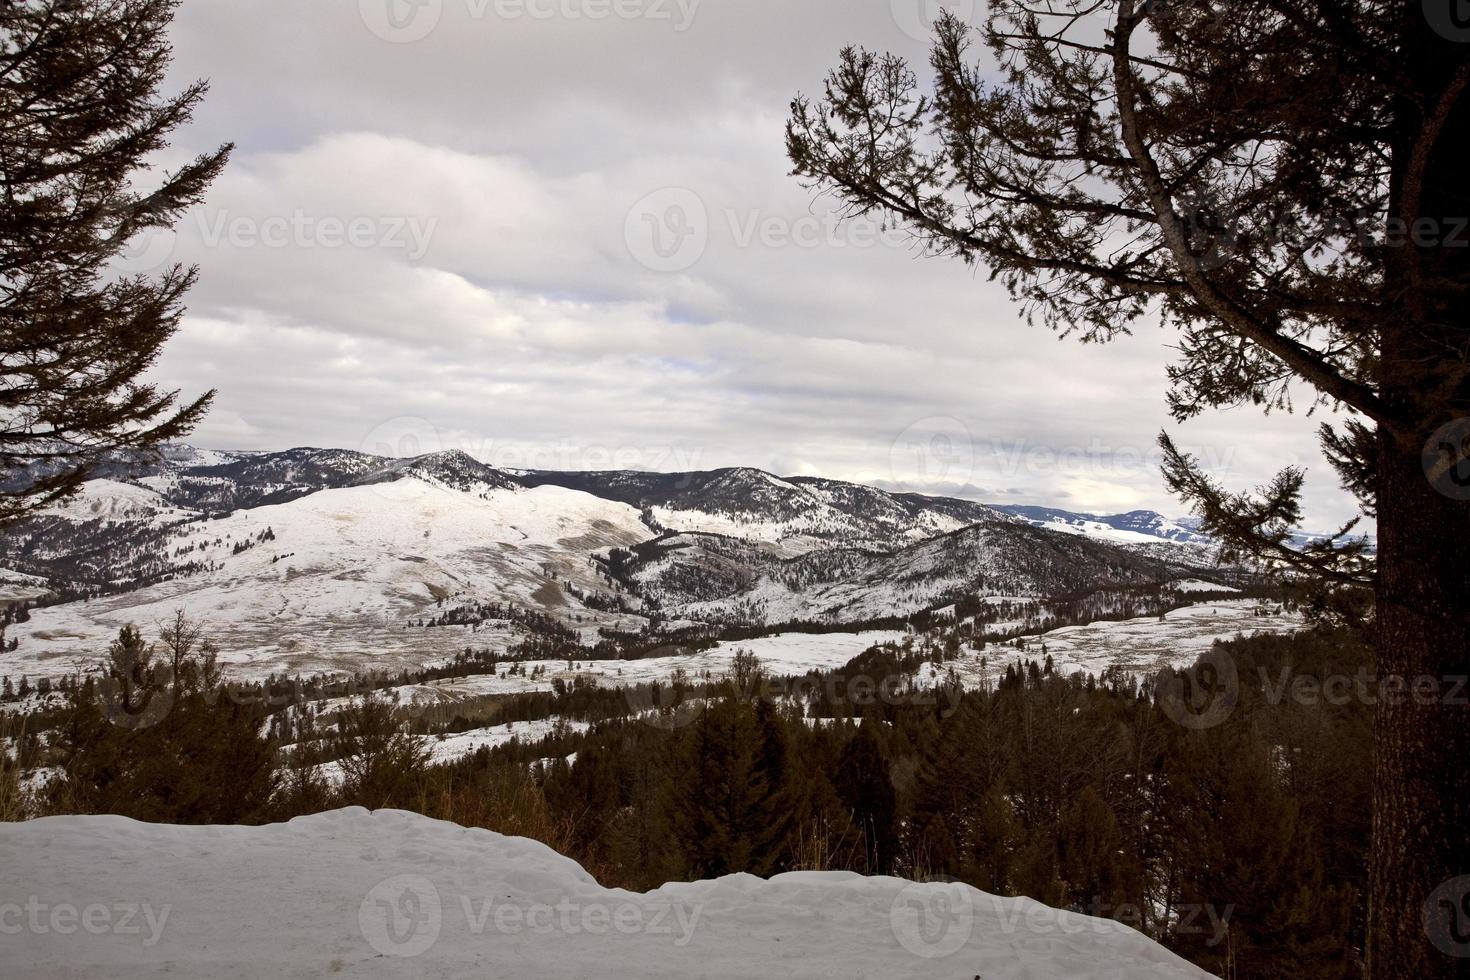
[129,0,1358,529]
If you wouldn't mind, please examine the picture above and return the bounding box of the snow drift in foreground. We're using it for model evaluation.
[0,808,1212,979]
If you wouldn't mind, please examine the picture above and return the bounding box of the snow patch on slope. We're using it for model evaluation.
[0,566,49,602]
[40,479,188,525]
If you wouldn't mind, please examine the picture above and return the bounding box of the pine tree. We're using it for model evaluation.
[749,697,800,875]
[0,0,230,522]
[332,694,429,810]
[669,700,766,879]
[45,619,275,824]
[1056,786,1128,914]
[787,6,1469,972]
[835,719,897,875]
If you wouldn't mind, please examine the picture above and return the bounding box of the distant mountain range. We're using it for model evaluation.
[0,445,1260,679]
[988,505,1211,546]
[991,503,1373,554]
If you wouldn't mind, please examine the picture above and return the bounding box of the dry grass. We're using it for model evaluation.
[0,715,31,822]
[416,768,578,860]
[790,812,865,873]
[0,768,26,821]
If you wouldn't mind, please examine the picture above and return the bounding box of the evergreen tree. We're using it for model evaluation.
[1056,786,1129,914]
[749,697,800,875]
[835,719,897,875]
[0,0,229,522]
[333,694,430,810]
[787,6,1469,972]
[670,699,766,878]
[46,620,275,823]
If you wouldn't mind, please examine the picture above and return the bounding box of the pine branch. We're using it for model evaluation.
[1158,432,1375,588]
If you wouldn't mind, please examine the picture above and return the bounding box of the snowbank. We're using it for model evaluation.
[0,807,1212,978]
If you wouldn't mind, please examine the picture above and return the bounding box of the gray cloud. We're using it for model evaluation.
[141,0,1361,531]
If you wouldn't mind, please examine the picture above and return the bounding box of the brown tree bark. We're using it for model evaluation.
[1371,414,1470,976]
[1370,9,1470,976]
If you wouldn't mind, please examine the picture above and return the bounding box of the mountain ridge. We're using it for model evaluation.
[0,444,1250,679]
[17,443,1227,551]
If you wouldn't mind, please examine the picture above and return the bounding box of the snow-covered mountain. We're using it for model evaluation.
[628,520,1200,626]
[990,505,1211,546]
[2,474,651,678]
[993,503,1375,554]
[520,467,1000,555]
[0,807,1212,979]
[0,446,1237,679]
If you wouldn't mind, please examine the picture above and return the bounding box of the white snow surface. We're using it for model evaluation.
[1035,517,1165,546]
[945,600,1302,685]
[422,719,590,765]
[38,479,187,525]
[1169,578,1241,594]
[306,720,590,785]
[0,566,48,602]
[9,477,650,680]
[363,629,913,702]
[274,628,911,719]
[0,807,1212,979]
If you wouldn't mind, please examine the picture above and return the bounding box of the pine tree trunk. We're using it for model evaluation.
[1371,13,1470,974]
[1370,423,1470,977]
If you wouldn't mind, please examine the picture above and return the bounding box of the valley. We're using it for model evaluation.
[0,446,1305,765]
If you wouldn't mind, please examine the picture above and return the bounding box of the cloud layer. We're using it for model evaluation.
[132,0,1359,528]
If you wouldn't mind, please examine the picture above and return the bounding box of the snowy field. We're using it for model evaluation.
[277,630,917,714]
[264,605,1296,742]
[422,719,590,765]
[305,719,590,783]
[945,600,1302,685]
[3,604,1299,717]
[0,807,1212,979]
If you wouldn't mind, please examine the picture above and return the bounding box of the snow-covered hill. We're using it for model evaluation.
[522,466,1003,556]
[5,477,650,679]
[0,807,1213,979]
[993,503,1376,554]
[629,521,1204,626]
[38,479,187,526]
[0,446,1242,680]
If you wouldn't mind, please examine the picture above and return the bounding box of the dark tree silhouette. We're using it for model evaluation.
[0,0,229,522]
[787,3,1468,976]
